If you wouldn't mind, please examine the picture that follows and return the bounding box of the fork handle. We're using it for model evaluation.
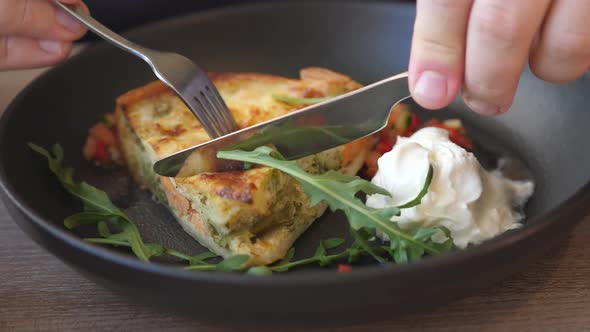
[54,1,156,62]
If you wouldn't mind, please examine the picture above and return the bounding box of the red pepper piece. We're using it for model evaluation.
[94,141,107,162]
[400,113,421,137]
[423,119,473,150]
[408,113,421,132]
[449,131,473,150]
[338,264,352,273]
[375,140,393,154]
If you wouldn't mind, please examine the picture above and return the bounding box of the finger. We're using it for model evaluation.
[0,0,88,41]
[0,36,72,70]
[530,0,590,83]
[409,0,473,110]
[462,0,552,115]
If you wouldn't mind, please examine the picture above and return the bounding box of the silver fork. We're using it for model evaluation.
[54,1,238,138]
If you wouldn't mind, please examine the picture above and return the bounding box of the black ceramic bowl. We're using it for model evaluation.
[1,1,590,324]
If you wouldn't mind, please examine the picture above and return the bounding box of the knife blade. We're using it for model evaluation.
[153,71,410,177]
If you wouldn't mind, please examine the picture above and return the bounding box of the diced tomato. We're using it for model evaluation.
[422,118,443,129]
[399,113,421,137]
[408,113,421,132]
[93,141,107,162]
[90,123,117,146]
[422,119,473,150]
[449,131,473,150]
[375,136,394,154]
[379,126,396,142]
[338,264,352,273]
[375,141,392,154]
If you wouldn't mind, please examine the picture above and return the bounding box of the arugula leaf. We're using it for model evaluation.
[30,143,179,262]
[271,248,296,272]
[413,227,440,242]
[106,221,158,261]
[350,228,387,263]
[268,241,339,272]
[280,248,296,265]
[247,266,274,276]
[322,238,345,250]
[189,252,219,265]
[85,238,130,247]
[215,255,250,272]
[272,95,331,105]
[64,212,112,229]
[97,221,112,238]
[217,147,443,258]
[313,239,338,266]
[163,249,218,266]
[30,143,124,217]
[397,166,433,209]
[266,236,390,273]
[185,255,250,272]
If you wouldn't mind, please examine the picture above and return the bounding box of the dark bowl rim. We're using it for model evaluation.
[1,0,589,287]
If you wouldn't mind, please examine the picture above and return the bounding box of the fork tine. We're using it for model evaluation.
[198,91,229,136]
[190,95,222,137]
[204,85,237,133]
[200,88,231,134]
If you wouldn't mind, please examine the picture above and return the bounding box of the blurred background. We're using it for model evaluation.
[82,0,239,36]
[82,0,413,37]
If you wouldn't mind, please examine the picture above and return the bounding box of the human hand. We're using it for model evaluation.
[0,0,88,70]
[409,0,590,115]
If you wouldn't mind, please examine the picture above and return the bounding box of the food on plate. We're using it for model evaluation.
[108,68,372,266]
[366,127,534,248]
[30,67,534,273]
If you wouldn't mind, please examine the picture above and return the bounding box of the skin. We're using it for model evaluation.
[409,0,590,115]
[0,0,88,70]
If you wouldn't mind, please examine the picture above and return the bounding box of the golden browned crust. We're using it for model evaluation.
[116,81,172,108]
[197,171,259,204]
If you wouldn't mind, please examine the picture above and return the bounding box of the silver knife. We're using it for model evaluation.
[153,72,410,177]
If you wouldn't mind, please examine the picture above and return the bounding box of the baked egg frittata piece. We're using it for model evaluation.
[115,68,371,266]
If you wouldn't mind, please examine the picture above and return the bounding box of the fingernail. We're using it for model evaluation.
[57,8,84,32]
[39,40,64,54]
[414,71,448,108]
[463,93,505,116]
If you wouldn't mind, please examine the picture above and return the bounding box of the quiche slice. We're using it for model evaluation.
[115,67,371,266]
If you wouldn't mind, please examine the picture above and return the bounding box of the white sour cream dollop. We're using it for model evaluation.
[365,127,534,248]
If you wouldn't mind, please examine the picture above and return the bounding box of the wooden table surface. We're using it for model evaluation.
[1,56,589,332]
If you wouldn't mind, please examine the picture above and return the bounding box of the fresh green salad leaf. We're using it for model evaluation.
[397,166,433,209]
[260,238,350,273]
[29,143,157,261]
[350,227,387,263]
[215,255,251,272]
